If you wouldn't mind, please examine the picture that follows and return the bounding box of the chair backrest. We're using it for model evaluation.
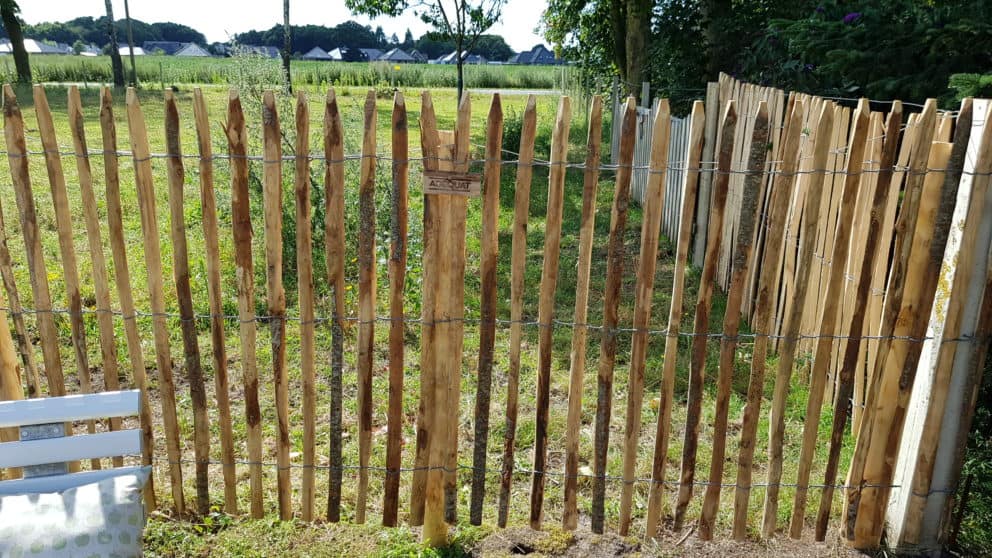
[0,390,142,492]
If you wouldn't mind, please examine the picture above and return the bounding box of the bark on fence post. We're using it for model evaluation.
[731,100,805,540]
[619,99,671,537]
[591,96,637,534]
[699,100,769,541]
[324,89,346,522]
[384,91,408,527]
[645,100,706,538]
[99,86,156,509]
[531,96,571,530]
[673,100,737,532]
[497,95,538,528]
[192,88,238,514]
[225,90,263,518]
[126,87,185,513]
[469,94,502,526]
[295,91,317,522]
[164,89,210,515]
[562,96,603,531]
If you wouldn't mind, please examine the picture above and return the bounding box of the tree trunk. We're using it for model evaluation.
[123,0,138,85]
[455,35,464,102]
[609,0,627,85]
[0,1,31,83]
[282,0,292,93]
[625,0,651,99]
[701,0,730,80]
[104,0,125,87]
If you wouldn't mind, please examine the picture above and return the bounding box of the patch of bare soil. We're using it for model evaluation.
[470,525,868,558]
[470,527,635,557]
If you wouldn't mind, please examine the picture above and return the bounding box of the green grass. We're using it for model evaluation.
[0,82,853,554]
[3,55,565,90]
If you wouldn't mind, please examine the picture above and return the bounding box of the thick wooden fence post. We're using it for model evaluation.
[126,87,185,514]
[897,100,980,546]
[562,96,603,531]
[422,91,472,546]
[412,92,440,526]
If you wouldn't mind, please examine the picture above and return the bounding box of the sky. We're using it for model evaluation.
[19,0,550,53]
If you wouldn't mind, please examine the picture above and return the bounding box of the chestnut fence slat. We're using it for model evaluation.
[0,83,989,554]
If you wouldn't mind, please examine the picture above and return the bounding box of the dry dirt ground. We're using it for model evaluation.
[469,526,868,558]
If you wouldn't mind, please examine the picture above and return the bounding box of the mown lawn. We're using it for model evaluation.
[0,82,852,555]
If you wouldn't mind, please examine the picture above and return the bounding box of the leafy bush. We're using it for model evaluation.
[957,355,992,554]
[949,73,992,102]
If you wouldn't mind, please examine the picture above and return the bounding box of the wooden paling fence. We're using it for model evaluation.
[613,95,691,240]
[0,81,989,553]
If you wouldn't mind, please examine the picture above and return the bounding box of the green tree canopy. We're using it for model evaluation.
[544,0,992,110]
[19,16,206,48]
[345,0,507,97]
[473,34,513,61]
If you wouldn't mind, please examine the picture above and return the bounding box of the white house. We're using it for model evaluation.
[118,44,146,56]
[0,38,69,55]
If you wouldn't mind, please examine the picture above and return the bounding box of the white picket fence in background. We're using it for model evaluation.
[611,94,692,240]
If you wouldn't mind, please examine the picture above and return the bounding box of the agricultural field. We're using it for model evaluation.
[0,83,852,556]
[2,54,567,90]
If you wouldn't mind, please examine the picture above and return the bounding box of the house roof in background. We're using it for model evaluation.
[302,46,332,60]
[143,41,185,55]
[359,48,383,61]
[380,48,415,62]
[175,43,210,57]
[0,38,69,54]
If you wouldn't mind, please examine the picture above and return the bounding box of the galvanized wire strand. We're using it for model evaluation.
[167,459,957,496]
[1,305,986,346]
[4,148,992,178]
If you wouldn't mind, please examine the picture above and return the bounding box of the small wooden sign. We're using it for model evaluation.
[423,170,482,197]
